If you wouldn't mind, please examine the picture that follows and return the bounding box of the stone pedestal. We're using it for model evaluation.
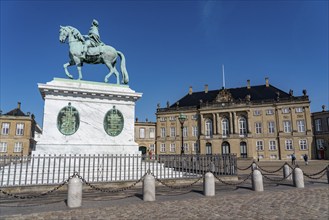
[34,78,142,155]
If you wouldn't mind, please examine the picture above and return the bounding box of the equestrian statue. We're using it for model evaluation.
[59,19,129,84]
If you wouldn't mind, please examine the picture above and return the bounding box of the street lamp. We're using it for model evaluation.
[178,113,187,155]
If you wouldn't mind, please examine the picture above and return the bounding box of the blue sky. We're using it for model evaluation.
[1,1,328,126]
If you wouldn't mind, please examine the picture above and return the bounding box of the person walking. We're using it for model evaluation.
[291,153,296,165]
[303,154,308,165]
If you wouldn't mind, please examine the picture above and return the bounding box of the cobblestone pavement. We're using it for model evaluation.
[1,160,328,219]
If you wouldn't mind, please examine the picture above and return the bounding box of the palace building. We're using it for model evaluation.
[155,78,313,160]
[0,102,40,156]
[134,118,156,156]
[312,105,329,160]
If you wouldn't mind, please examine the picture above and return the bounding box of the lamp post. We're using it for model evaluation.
[178,113,187,155]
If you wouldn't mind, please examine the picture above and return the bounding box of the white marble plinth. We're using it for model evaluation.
[35,78,142,155]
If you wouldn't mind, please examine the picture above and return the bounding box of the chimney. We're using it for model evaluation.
[205,84,208,93]
[17,102,21,109]
[247,80,251,89]
[189,86,193,95]
[265,77,269,87]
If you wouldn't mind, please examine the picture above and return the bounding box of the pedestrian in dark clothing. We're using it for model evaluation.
[291,153,296,165]
[303,154,308,165]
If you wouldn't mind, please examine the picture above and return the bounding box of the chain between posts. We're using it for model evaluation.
[236,163,253,171]
[75,172,147,193]
[257,163,286,174]
[213,172,253,186]
[151,172,203,189]
[261,170,293,183]
[303,167,328,180]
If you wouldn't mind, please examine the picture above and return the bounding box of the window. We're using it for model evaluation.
[183,126,188,137]
[316,139,324,150]
[170,127,176,137]
[193,142,199,152]
[222,142,230,155]
[183,143,189,152]
[14,142,23,153]
[206,143,212,155]
[266,109,274,115]
[149,128,155,138]
[160,127,166,138]
[192,126,198,137]
[239,117,247,136]
[160,117,166,122]
[205,119,212,137]
[283,121,291,133]
[254,110,261,116]
[222,118,229,137]
[0,142,7,153]
[299,140,307,150]
[282,108,290,114]
[269,140,276,150]
[268,121,275,133]
[170,143,176,152]
[270,155,277,159]
[160,143,166,152]
[256,140,263,151]
[192,114,198,120]
[255,122,262,134]
[149,144,155,152]
[169,116,176,121]
[297,120,305,132]
[315,119,322,132]
[139,128,145,138]
[285,139,293,150]
[1,123,10,135]
[295,107,304,113]
[16,123,24,135]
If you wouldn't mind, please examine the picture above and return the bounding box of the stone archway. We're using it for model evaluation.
[139,146,147,155]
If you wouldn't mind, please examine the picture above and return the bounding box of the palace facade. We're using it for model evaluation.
[134,118,156,155]
[155,78,313,160]
[312,106,329,159]
[0,102,40,156]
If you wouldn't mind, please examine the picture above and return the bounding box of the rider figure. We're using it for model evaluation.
[82,19,102,59]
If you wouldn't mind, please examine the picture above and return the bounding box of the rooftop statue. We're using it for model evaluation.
[59,19,129,84]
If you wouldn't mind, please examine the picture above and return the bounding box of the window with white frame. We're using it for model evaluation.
[139,128,145,138]
[14,142,23,153]
[299,139,307,150]
[268,121,275,133]
[192,114,198,120]
[316,139,324,150]
[295,107,304,113]
[160,127,166,138]
[283,121,291,133]
[149,128,155,138]
[183,126,188,137]
[183,143,189,152]
[255,122,262,134]
[170,143,176,152]
[193,142,199,152]
[169,116,176,121]
[254,110,261,116]
[192,126,198,137]
[170,127,176,137]
[160,117,166,122]
[297,120,305,132]
[222,118,229,137]
[270,154,277,159]
[239,117,247,136]
[1,123,10,135]
[282,108,290,114]
[256,140,263,151]
[149,144,155,152]
[16,123,24,136]
[205,119,212,137]
[160,143,166,152]
[266,109,274,115]
[269,140,276,150]
[206,143,212,155]
[285,139,293,150]
[315,119,322,132]
[0,142,7,153]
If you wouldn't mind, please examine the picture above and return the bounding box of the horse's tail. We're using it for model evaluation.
[117,51,129,84]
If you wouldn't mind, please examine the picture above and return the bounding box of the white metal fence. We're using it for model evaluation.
[0,154,237,187]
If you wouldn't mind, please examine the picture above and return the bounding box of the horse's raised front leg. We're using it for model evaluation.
[63,62,73,79]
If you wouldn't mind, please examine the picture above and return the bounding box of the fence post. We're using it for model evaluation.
[143,173,155,201]
[252,162,258,171]
[203,172,215,196]
[252,169,264,192]
[283,163,292,180]
[67,176,82,208]
[293,167,304,188]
